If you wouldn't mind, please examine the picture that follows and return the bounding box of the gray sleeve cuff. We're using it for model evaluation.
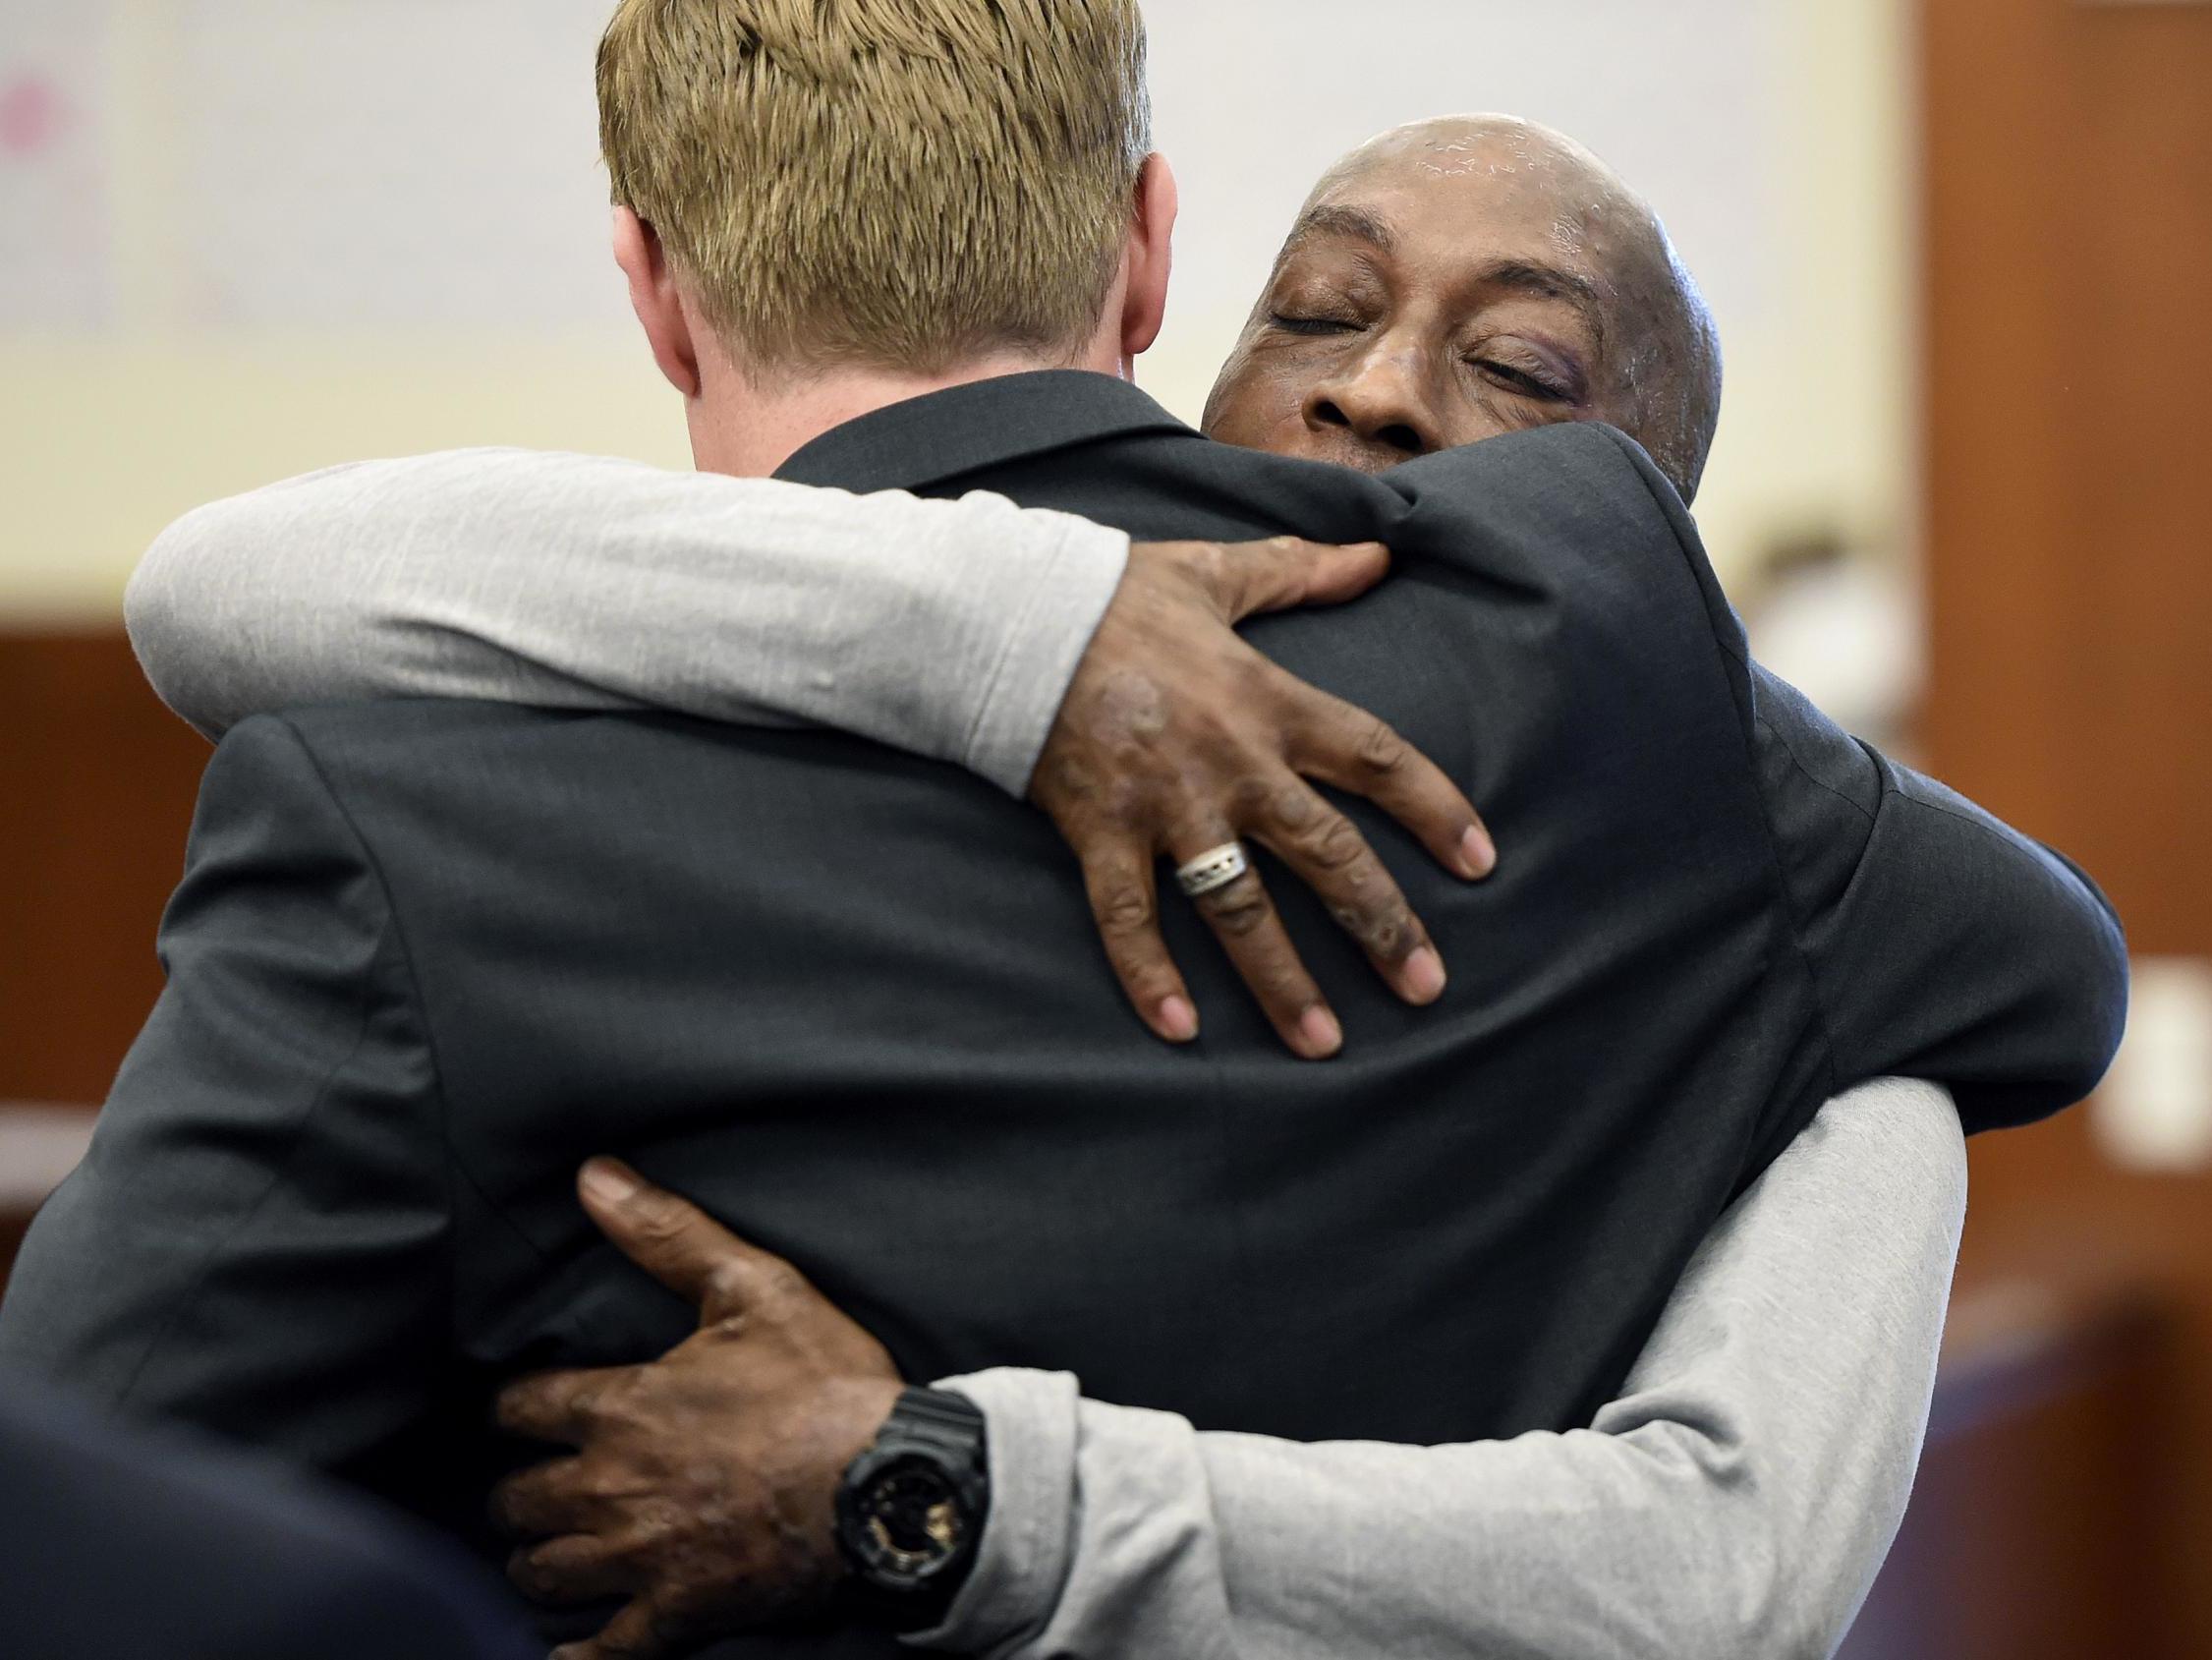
[900,1369,1082,1656]
[958,516,1130,797]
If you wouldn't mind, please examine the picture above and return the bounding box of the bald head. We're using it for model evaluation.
[1205,115,1724,501]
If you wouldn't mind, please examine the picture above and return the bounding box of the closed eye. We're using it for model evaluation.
[1270,313,1362,337]
[1472,360,1571,401]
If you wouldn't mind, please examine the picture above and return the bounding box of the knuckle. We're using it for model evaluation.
[1170,540,1227,591]
[558,1382,603,1428]
[1335,898,1418,960]
[1100,774,1147,825]
[1266,779,1322,831]
[1095,881,1157,940]
[630,1202,693,1248]
[754,1260,810,1305]
[1355,716,1410,776]
[589,1375,641,1425]
[633,1496,693,1543]
[1306,813,1370,874]
[1197,876,1272,938]
[705,1261,757,1310]
[493,1384,540,1434]
[511,1545,563,1600]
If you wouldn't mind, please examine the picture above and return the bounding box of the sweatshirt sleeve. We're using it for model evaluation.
[124,448,1132,796]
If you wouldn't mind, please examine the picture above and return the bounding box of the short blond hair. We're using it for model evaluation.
[597,0,1152,376]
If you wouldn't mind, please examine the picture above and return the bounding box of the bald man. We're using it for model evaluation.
[113,119,2034,1655]
[1207,116,1723,500]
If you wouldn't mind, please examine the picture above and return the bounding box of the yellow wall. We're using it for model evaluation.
[0,0,1912,619]
[1708,0,1915,578]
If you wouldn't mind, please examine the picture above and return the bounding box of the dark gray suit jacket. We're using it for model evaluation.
[0,374,2127,1650]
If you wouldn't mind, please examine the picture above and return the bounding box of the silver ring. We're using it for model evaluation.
[1175,842,1251,899]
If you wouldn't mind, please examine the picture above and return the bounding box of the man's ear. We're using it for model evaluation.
[612,206,703,400]
[1120,153,1179,360]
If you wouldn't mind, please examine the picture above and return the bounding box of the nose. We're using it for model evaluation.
[1302,343,1440,460]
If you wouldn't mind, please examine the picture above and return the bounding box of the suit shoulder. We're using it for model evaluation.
[1390,420,1681,518]
[1385,421,1715,613]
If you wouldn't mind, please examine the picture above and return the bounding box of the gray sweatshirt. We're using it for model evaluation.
[126,449,1965,1658]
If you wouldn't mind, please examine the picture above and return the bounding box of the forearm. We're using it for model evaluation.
[929,1079,1966,1660]
[126,449,1131,794]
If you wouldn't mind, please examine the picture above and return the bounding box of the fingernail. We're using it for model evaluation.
[1403,947,1447,1004]
[1159,996,1200,1043]
[580,1159,640,1207]
[1459,826,1497,880]
[1299,1005,1343,1059]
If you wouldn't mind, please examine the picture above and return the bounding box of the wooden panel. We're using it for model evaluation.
[1841,1292,2181,1660]
[1923,0,2212,937]
[0,634,208,1103]
[1921,0,2212,1650]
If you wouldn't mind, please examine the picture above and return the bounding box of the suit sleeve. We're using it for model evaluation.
[1588,428,2129,1138]
[0,716,452,1480]
[1747,666,2127,1135]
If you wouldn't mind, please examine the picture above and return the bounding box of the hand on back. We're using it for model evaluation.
[1030,537,1496,1059]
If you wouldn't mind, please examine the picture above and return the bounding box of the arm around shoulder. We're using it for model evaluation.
[126,449,1130,794]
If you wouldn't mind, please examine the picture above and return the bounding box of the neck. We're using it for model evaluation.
[688,344,1132,480]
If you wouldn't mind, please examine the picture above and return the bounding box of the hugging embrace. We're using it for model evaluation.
[0,4,2126,1659]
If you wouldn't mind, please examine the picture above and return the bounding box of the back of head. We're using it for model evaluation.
[597,0,1151,377]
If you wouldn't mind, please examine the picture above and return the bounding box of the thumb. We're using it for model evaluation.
[577,1158,751,1317]
[1208,538,1391,622]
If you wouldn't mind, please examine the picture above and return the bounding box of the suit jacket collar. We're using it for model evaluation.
[773,370,1197,494]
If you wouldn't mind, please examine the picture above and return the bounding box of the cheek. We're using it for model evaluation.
[1435,403,1521,450]
[1205,352,1331,450]
[1438,385,1585,452]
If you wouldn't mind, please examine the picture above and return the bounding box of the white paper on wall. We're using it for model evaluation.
[0,2,117,329]
[165,0,1776,344]
[1146,0,1777,364]
[174,0,633,329]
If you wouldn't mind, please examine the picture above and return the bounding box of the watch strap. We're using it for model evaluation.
[882,1385,989,1455]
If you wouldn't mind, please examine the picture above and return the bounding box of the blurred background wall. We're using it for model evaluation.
[3,2,2208,1654]
[1,0,1908,614]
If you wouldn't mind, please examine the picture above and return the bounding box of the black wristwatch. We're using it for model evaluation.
[834,1386,992,1631]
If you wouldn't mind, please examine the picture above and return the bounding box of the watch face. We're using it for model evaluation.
[853,1458,969,1581]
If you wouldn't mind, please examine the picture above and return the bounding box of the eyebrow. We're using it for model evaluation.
[1476,258,1602,315]
[1285,204,1398,256]
[1284,213,1603,318]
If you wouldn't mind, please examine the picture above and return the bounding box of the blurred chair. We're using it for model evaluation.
[0,1106,93,1289]
[4,1377,537,1660]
